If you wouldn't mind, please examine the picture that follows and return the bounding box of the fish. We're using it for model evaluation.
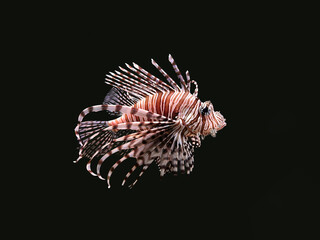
[74,54,226,188]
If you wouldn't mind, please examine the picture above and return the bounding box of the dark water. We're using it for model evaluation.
[42,14,316,240]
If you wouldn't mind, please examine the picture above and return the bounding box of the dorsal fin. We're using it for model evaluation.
[103,87,140,117]
[103,87,139,106]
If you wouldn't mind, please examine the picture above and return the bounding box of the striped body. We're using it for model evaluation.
[74,54,226,188]
[109,91,198,129]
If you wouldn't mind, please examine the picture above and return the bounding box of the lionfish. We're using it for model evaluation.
[74,54,226,188]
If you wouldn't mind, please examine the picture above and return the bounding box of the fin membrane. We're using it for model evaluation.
[78,121,115,159]
[103,87,139,106]
[103,87,140,117]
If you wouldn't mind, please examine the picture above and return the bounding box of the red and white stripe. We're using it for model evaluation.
[74,54,226,188]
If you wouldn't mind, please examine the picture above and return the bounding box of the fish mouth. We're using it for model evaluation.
[210,129,217,137]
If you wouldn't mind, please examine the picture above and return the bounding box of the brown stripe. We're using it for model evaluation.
[133,147,138,156]
[128,165,135,173]
[163,91,174,118]
[135,116,140,122]
[115,105,122,112]
[185,102,201,127]
[102,105,108,111]
[155,92,163,114]
[200,113,207,134]
[144,95,149,111]
[185,98,199,117]
[192,115,201,131]
[124,114,129,122]
[173,92,189,115]
[130,107,138,115]
[146,111,153,119]
[126,122,132,129]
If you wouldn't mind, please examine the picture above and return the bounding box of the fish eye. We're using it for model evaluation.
[201,105,210,115]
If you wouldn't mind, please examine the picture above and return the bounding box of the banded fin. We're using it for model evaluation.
[77,121,108,146]
[103,87,139,106]
[76,121,115,161]
[104,55,195,97]
[102,87,137,116]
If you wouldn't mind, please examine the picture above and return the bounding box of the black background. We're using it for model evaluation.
[31,5,317,239]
